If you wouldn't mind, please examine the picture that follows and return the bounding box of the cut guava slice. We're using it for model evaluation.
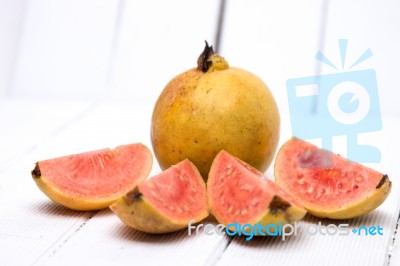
[110,159,209,233]
[274,137,392,219]
[31,143,153,211]
[207,150,306,234]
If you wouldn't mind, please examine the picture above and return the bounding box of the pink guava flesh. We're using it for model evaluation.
[275,137,386,209]
[208,150,303,225]
[34,144,152,199]
[138,159,208,221]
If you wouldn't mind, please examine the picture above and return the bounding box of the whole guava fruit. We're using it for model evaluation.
[151,42,280,179]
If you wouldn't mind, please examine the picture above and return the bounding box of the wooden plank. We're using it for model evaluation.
[0,99,93,172]
[320,0,400,117]
[9,0,118,99]
[388,211,400,266]
[109,0,221,103]
[0,101,96,265]
[0,189,96,265]
[31,211,229,265]
[0,0,25,96]
[219,0,326,111]
[0,100,229,265]
[27,101,158,175]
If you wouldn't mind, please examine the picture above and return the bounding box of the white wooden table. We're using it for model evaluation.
[1,1,399,265]
[0,98,399,266]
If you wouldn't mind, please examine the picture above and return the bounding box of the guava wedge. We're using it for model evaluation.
[31,143,153,211]
[274,137,392,219]
[110,159,209,234]
[207,150,306,235]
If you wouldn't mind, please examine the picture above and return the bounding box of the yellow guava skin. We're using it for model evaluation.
[151,44,280,179]
[306,176,391,219]
[110,187,208,234]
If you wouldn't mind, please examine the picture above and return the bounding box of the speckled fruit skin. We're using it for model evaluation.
[151,43,280,179]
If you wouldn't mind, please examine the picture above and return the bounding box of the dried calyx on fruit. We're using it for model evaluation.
[151,41,280,179]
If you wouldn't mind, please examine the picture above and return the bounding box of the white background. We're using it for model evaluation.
[1,0,399,265]
[1,0,399,116]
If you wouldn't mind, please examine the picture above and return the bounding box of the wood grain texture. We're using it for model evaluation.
[0,0,399,265]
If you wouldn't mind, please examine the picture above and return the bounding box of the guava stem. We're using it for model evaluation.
[31,163,41,178]
[197,41,215,72]
[376,174,390,189]
[269,196,291,215]
[125,187,143,204]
